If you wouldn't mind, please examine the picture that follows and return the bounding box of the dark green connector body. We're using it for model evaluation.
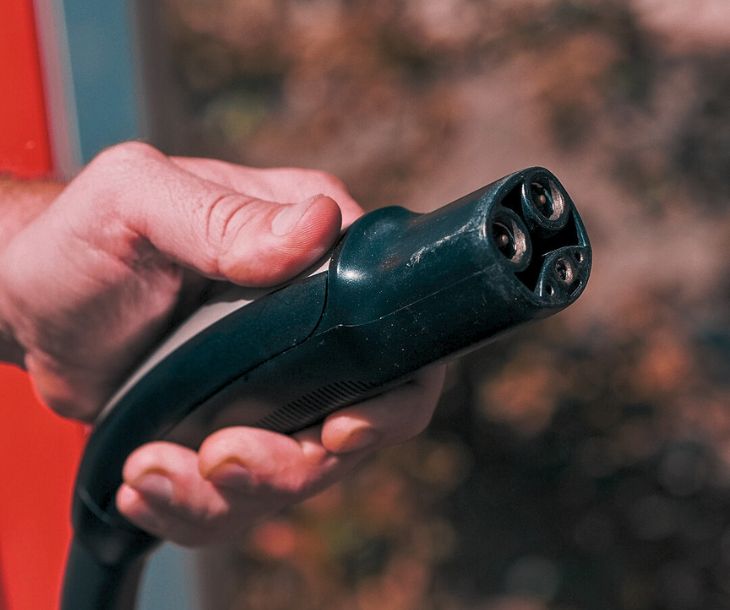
[63,166,591,609]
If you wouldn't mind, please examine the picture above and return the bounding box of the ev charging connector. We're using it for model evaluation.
[62,166,591,609]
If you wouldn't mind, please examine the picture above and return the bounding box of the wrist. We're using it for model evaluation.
[0,176,64,367]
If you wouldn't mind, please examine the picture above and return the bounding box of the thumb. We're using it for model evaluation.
[69,142,342,286]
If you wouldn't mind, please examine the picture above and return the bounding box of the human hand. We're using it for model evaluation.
[0,142,445,545]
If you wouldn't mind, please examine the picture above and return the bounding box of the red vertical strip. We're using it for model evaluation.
[0,0,52,177]
[0,368,86,610]
[0,2,86,610]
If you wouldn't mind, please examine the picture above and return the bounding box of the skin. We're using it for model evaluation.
[0,142,445,546]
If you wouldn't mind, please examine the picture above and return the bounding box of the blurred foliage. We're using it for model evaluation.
[158,0,730,608]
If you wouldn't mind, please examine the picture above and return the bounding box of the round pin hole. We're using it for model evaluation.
[529,179,564,221]
[555,257,575,285]
[490,214,529,267]
[492,222,516,258]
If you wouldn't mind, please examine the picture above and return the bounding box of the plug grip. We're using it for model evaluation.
[67,166,591,570]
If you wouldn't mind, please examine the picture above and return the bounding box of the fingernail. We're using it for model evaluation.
[271,195,321,236]
[117,484,140,509]
[130,472,174,504]
[117,485,166,533]
[205,458,253,488]
[335,427,380,453]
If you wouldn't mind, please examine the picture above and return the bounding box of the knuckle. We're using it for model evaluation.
[200,192,259,269]
[93,141,161,167]
[202,192,253,245]
[84,142,165,214]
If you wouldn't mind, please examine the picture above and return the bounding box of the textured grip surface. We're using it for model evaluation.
[256,379,380,431]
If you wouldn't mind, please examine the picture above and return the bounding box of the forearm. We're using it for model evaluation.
[0,175,64,366]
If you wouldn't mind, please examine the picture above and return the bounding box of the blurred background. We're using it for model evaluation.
[9,0,721,608]
[135,0,730,609]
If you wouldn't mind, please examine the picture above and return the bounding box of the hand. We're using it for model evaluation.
[0,142,445,545]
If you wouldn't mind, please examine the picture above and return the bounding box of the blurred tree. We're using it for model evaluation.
[157,1,730,608]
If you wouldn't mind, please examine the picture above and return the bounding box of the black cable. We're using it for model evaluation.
[61,539,147,610]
